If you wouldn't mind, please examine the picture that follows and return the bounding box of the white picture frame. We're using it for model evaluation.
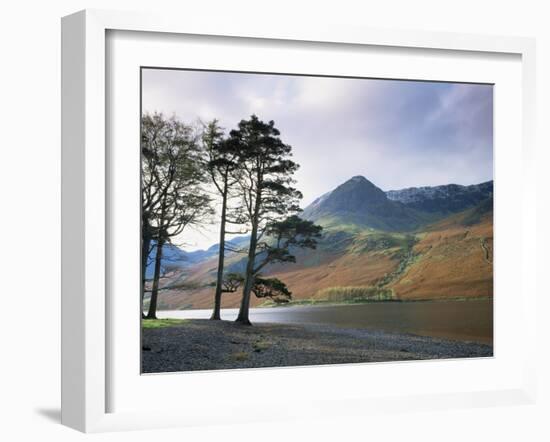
[61,9,537,433]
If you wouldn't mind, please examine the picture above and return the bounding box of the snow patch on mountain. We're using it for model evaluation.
[385,181,493,204]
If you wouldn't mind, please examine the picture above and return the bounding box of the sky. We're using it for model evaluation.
[142,68,493,251]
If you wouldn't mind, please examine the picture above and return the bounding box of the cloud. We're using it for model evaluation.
[142,69,493,249]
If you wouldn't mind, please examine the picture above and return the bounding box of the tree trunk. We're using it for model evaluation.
[211,187,228,320]
[235,190,261,326]
[235,258,254,325]
[147,238,164,319]
[141,223,152,319]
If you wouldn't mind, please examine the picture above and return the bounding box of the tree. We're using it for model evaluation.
[227,115,322,324]
[220,272,245,293]
[254,215,323,272]
[202,121,247,320]
[252,277,292,304]
[240,215,321,313]
[141,112,212,319]
[220,273,292,305]
[141,115,165,317]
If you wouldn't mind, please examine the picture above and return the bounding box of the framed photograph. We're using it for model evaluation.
[61,9,537,432]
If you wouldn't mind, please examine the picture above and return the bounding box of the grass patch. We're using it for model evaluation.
[259,298,321,307]
[259,295,492,308]
[231,351,249,361]
[253,341,271,352]
[316,286,394,302]
[348,232,416,255]
[141,318,188,329]
[259,295,397,308]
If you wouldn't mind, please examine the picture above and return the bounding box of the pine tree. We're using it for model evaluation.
[227,115,321,324]
[202,120,247,320]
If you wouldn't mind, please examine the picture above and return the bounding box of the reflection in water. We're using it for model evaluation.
[158,300,493,344]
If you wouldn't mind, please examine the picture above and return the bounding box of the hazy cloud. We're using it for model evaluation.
[142,69,493,250]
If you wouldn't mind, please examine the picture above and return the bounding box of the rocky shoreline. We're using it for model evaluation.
[141,319,493,373]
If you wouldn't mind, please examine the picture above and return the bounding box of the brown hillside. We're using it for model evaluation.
[390,213,493,300]
[154,210,493,310]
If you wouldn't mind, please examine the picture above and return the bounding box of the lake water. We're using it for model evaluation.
[158,299,493,344]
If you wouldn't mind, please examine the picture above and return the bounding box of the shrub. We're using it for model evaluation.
[316,286,393,302]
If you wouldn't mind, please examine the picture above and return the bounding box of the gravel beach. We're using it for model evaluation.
[141,319,493,373]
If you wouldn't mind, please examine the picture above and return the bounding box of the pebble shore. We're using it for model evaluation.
[142,319,493,373]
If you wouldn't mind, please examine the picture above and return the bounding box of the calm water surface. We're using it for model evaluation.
[158,300,493,344]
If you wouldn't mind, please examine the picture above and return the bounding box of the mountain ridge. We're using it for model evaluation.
[301,175,492,232]
[153,176,493,269]
[154,198,493,309]
[385,180,493,214]
[301,175,422,231]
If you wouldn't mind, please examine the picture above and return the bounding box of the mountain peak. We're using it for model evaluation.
[336,175,384,197]
[345,175,376,187]
[301,174,416,231]
[301,174,493,232]
[330,175,389,206]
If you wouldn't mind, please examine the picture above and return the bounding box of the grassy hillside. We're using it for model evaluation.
[152,200,493,310]
[389,204,493,300]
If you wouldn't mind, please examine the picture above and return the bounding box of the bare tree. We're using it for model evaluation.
[141,116,165,317]
[141,112,212,319]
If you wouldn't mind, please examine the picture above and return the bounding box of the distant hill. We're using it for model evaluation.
[146,175,493,309]
[301,176,493,232]
[156,199,493,309]
[145,236,249,279]
[301,176,423,231]
[148,176,493,276]
[386,181,493,214]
